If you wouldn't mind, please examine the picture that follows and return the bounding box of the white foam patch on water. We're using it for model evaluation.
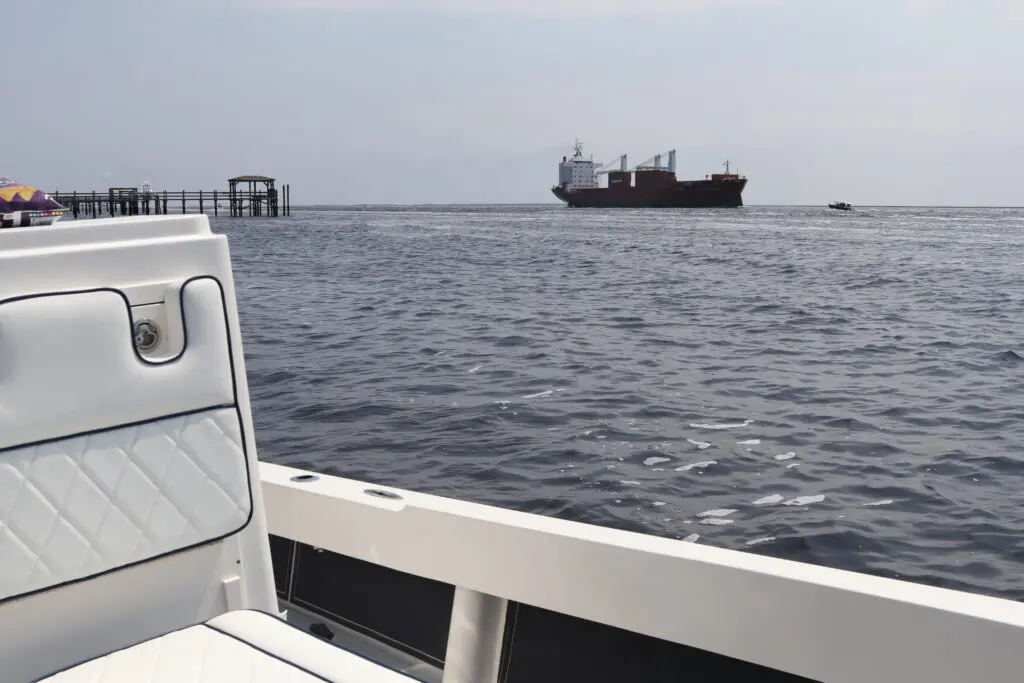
[783,494,825,506]
[774,452,797,461]
[686,439,712,449]
[737,439,761,445]
[682,533,700,543]
[786,463,800,469]
[620,480,641,486]
[522,389,553,399]
[675,460,716,472]
[700,517,734,526]
[468,365,482,373]
[652,501,666,507]
[753,494,784,505]
[644,456,671,466]
[863,499,894,506]
[689,419,753,430]
[745,537,776,547]
[697,508,737,518]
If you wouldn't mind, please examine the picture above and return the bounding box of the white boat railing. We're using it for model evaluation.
[261,461,1024,683]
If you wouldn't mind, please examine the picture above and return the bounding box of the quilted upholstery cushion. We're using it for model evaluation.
[0,278,253,603]
[0,408,251,602]
[37,610,417,682]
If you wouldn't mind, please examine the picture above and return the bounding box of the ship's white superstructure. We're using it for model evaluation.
[556,140,599,191]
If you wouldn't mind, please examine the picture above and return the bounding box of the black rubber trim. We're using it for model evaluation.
[0,275,256,607]
[0,402,236,454]
[206,608,423,681]
[203,622,335,683]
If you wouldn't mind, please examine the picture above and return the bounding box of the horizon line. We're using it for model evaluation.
[289,203,1024,209]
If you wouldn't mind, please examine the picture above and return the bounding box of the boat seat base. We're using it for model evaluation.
[37,609,416,683]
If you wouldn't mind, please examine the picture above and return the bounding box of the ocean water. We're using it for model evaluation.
[218,205,1024,602]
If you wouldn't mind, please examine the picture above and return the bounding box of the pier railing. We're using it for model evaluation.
[51,185,292,219]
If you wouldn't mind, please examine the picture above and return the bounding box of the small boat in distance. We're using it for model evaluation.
[829,201,853,211]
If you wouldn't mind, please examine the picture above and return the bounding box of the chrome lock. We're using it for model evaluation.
[133,319,160,351]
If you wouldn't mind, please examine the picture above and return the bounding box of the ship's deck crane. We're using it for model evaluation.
[594,154,628,175]
[592,149,680,175]
[631,149,677,173]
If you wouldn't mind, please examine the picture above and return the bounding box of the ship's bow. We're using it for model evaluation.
[551,185,572,206]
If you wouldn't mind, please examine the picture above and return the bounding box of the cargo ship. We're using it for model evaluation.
[551,141,746,208]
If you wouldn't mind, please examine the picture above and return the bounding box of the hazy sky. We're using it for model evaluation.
[7,0,1023,205]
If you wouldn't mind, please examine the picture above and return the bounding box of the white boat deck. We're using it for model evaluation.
[0,214,1022,682]
[41,610,415,682]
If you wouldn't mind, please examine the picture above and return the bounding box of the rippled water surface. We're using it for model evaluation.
[218,205,1024,602]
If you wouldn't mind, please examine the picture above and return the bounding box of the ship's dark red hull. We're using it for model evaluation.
[552,177,747,208]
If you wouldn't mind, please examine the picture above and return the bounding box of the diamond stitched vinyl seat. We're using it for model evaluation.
[37,610,417,683]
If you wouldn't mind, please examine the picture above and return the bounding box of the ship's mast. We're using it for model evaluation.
[724,160,731,174]
[573,139,584,159]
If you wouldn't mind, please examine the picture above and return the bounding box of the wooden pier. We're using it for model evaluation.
[51,175,291,220]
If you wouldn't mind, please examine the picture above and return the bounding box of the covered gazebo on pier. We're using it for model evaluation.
[228,175,291,217]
